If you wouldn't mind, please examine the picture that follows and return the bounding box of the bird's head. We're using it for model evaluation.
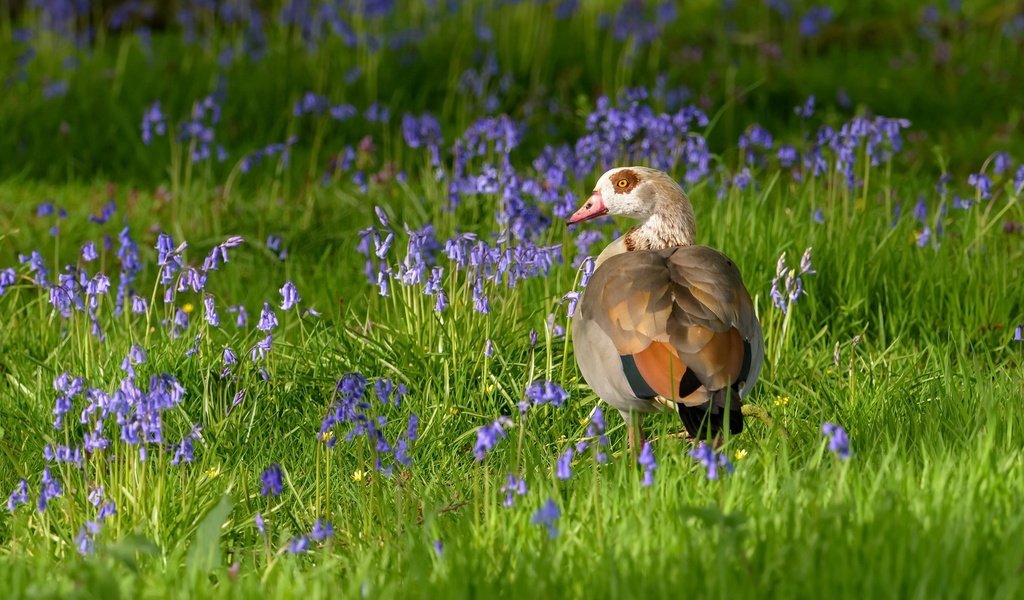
[567,166,692,225]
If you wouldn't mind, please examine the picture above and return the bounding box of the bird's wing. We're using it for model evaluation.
[579,246,763,408]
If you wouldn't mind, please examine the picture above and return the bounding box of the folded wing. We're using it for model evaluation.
[579,246,763,436]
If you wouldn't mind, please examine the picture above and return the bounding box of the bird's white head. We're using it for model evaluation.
[567,166,692,224]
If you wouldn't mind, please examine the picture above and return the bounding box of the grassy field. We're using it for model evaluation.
[2,1,1024,597]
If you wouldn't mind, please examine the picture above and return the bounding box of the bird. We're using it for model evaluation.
[568,166,764,454]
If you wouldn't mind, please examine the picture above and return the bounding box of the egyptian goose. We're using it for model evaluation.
[568,166,763,451]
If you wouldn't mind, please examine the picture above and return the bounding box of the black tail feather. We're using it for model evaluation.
[677,386,744,440]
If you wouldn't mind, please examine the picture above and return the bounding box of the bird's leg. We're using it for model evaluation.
[626,412,645,460]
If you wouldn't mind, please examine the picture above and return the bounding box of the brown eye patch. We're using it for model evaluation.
[610,169,640,193]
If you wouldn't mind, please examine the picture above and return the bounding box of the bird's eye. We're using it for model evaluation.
[616,179,629,188]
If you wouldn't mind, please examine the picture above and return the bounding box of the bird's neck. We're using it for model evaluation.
[625,205,696,251]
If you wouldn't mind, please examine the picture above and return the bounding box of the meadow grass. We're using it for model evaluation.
[2,1,1024,598]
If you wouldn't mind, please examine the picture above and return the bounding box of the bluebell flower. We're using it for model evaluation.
[770,248,815,313]
[75,521,101,555]
[968,173,992,200]
[732,168,753,190]
[287,536,310,553]
[473,417,512,461]
[260,464,284,496]
[141,101,166,145]
[170,436,194,465]
[97,501,116,520]
[7,479,29,511]
[821,422,851,459]
[991,152,1013,175]
[311,518,334,542]
[81,241,98,262]
[130,294,148,314]
[799,6,834,37]
[249,335,272,362]
[37,467,63,512]
[257,302,278,331]
[531,499,560,538]
[638,442,657,486]
[0,267,16,296]
[19,250,50,286]
[916,226,932,247]
[525,380,569,407]
[433,540,443,556]
[501,473,527,507]
[254,512,265,535]
[578,255,597,287]
[203,295,219,327]
[556,448,574,480]
[280,281,301,310]
[229,305,248,328]
[794,95,815,119]
[562,291,580,318]
[688,442,733,480]
[778,145,799,169]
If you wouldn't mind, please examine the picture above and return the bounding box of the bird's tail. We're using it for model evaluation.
[676,386,743,440]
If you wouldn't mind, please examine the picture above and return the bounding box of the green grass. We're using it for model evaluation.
[2,1,1024,598]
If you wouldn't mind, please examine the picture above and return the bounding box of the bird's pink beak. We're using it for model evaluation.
[567,190,608,225]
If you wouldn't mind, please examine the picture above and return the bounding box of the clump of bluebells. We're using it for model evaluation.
[318,373,419,475]
[822,423,852,459]
[689,442,734,480]
[770,248,815,314]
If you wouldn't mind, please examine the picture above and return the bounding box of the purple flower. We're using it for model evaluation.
[0,267,16,296]
[794,95,815,119]
[778,145,799,169]
[280,281,300,310]
[311,518,334,542]
[688,442,733,480]
[993,152,1013,175]
[500,473,527,507]
[260,464,284,496]
[37,467,63,512]
[254,512,265,535]
[556,448,574,480]
[287,536,310,554]
[968,173,992,200]
[531,499,560,538]
[7,479,28,511]
[484,339,494,357]
[1013,325,1023,342]
[799,6,834,37]
[821,422,852,459]
[249,335,272,362]
[141,101,166,145]
[171,436,194,465]
[638,441,657,486]
[257,302,278,331]
[203,295,219,327]
[732,167,753,191]
[98,501,116,520]
[562,291,580,318]
[402,113,443,164]
[229,305,248,328]
[81,241,98,262]
[473,417,512,461]
[525,380,569,408]
[75,521,101,555]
